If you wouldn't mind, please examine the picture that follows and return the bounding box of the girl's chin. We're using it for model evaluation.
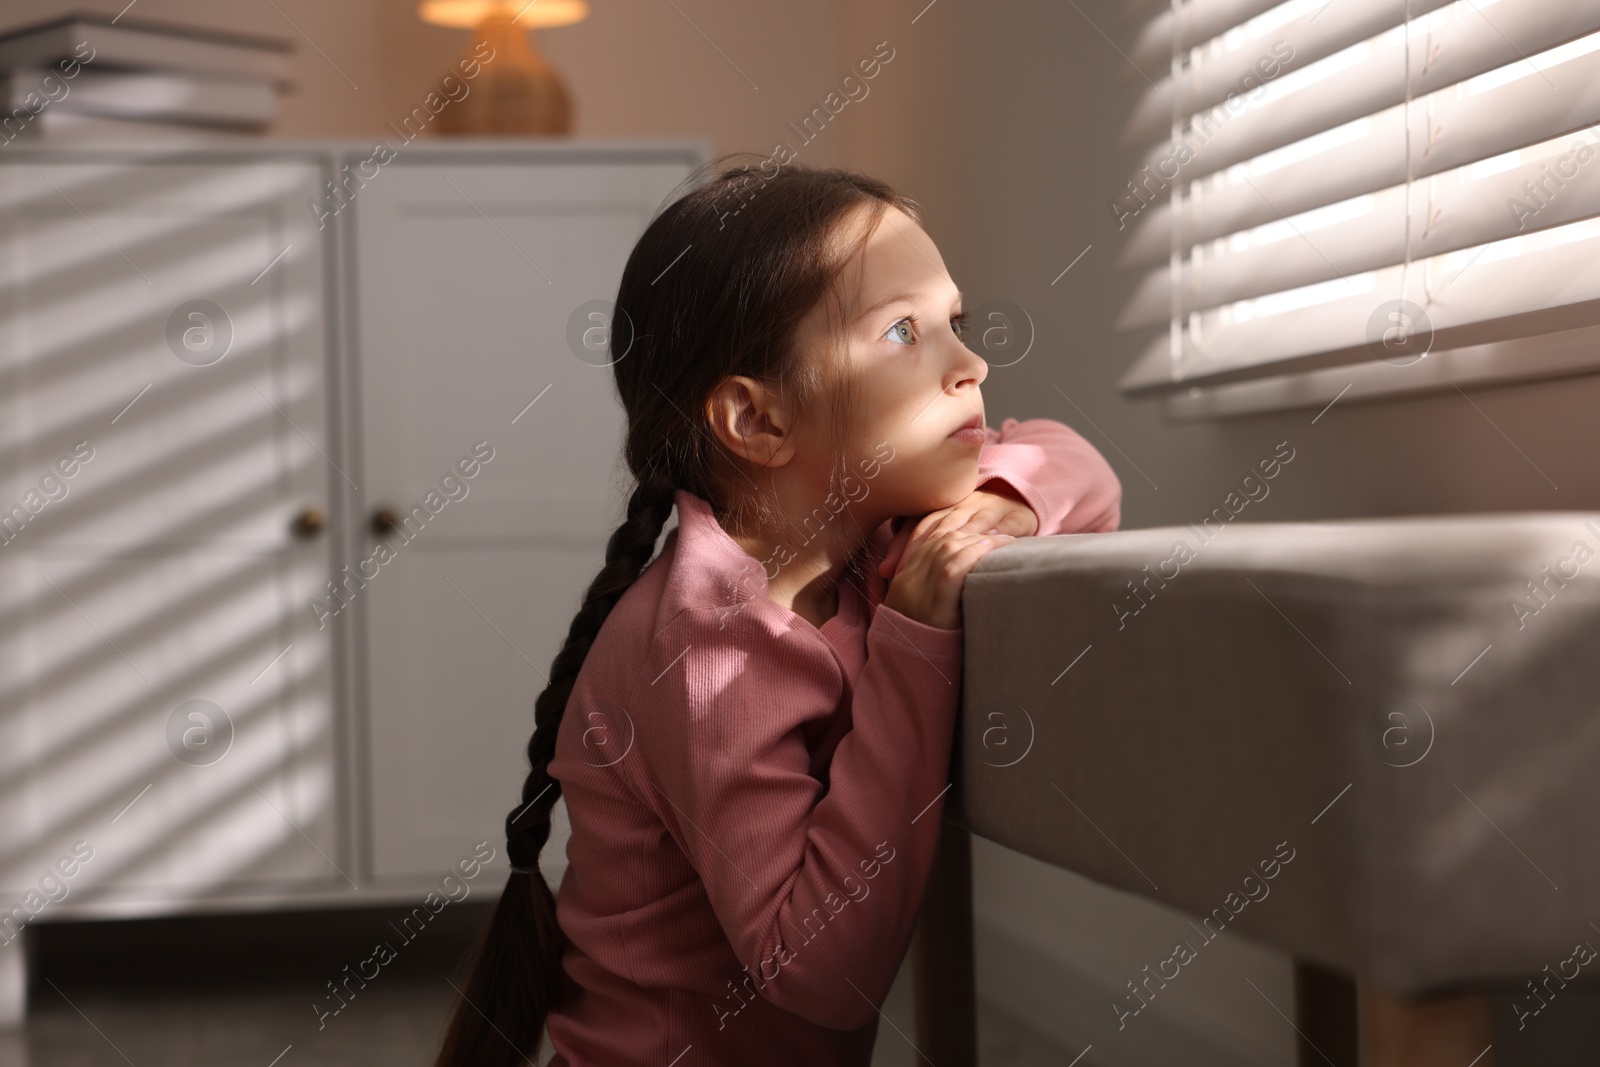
[876,453,983,515]
[924,470,986,513]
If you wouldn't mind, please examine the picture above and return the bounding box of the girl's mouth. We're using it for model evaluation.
[948,414,983,443]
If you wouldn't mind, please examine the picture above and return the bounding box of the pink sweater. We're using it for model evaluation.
[544,418,1121,1066]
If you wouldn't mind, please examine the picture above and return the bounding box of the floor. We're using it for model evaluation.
[1,904,1077,1067]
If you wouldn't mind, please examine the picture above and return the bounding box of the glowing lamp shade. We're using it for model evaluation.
[417,0,589,135]
[418,0,589,29]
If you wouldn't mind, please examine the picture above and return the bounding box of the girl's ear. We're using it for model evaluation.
[706,375,795,467]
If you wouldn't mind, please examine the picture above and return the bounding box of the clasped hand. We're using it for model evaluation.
[877,480,1038,581]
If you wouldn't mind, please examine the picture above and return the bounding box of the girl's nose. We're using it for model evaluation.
[949,335,988,390]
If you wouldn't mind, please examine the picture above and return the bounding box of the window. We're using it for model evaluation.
[1114,0,1600,419]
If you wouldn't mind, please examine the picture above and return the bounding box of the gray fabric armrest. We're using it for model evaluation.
[957,512,1600,993]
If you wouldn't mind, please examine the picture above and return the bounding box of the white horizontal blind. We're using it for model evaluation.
[1116,0,1600,417]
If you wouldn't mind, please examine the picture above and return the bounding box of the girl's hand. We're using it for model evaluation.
[882,527,1016,630]
[878,481,1038,582]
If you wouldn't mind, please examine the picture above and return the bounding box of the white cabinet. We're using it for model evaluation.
[0,142,704,930]
[344,149,698,887]
[0,156,340,905]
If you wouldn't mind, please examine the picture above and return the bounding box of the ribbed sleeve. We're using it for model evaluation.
[621,601,962,1032]
[976,416,1124,534]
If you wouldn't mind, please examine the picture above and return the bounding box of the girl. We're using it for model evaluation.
[433,155,1121,1067]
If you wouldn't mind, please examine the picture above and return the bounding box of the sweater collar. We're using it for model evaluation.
[665,489,772,617]
[661,488,885,630]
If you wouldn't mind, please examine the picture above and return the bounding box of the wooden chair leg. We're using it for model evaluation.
[1295,960,1359,1066]
[1360,984,1493,1067]
[911,818,977,1067]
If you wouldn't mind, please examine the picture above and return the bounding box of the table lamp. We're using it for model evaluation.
[418,0,588,135]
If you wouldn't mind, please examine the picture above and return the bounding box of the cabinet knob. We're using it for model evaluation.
[291,506,326,539]
[371,507,400,537]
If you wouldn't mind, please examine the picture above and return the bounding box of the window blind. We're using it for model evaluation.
[1114,0,1600,419]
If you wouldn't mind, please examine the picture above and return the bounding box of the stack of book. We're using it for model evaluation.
[0,12,292,144]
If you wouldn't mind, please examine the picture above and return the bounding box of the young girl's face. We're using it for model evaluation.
[792,204,991,530]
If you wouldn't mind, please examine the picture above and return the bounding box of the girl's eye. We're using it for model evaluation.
[883,312,970,345]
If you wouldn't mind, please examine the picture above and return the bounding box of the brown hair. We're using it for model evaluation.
[432,152,921,1067]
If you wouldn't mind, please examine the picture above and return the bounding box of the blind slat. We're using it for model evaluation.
[1122,0,1600,175]
[1119,225,1600,393]
[1158,322,1600,420]
[1125,0,1286,79]
[1118,137,1600,327]
[1118,43,1600,269]
[1120,0,1456,146]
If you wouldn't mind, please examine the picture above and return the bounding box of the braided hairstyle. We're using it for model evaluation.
[432,152,923,1067]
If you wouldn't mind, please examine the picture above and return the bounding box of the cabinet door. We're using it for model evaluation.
[0,157,343,905]
[350,152,697,884]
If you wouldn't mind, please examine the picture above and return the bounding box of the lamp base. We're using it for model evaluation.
[434,11,572,136]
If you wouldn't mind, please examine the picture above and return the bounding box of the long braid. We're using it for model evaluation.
[507,467,678,875]
[433,470,676,1067]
